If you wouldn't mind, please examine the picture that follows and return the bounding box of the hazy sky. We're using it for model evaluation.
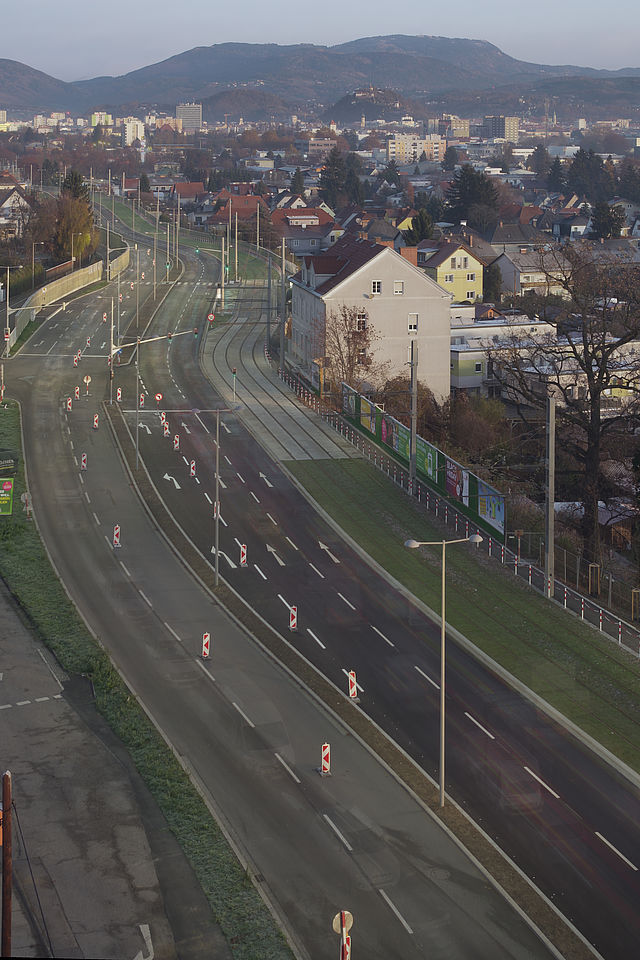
[7,1,639,80]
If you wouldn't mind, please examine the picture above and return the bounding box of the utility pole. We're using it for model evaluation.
[136,246,140,330]
[266,252,271,352]
[221,234,225,308]
[106,221,110,281]
[544,396,555,598]
[214,410,220,587]
[234,212,238,282]
[279,238,286,375]
[166,223,170,282]
[409,340,418,495]
[1,770,12,958]
[153,231,157,300]
[256,202,260,249]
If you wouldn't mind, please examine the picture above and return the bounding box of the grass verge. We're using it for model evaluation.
[284,457,640,773]
[0,402,292,960]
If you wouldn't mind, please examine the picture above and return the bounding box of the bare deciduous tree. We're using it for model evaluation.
[319,304,389,398]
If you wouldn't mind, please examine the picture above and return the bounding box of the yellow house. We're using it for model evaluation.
[417,240,484,302]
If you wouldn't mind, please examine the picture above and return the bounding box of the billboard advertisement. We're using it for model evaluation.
[416,437,440,486]
[342,383,357,416]
[0,478,14,516]
[445,459,469,506]
[381,414,410,460]
[477,481,505,534]
[360,397,376,434]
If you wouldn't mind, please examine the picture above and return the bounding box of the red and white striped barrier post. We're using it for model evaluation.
[500,544,504,564]
[86,337,91,348]
[528,565,532,585]
[581,597,585,619]
[190,460,196,477]
[599,609,603,631]
[240,543,247,567]
[116,387,122,402]
[348,670,359,701]
[173,435,179,451]
[320,742,330,777]
[618,621,622,645]
[112,524,121,548]
[160,411,166,423]
[514,556,518,574]
[564,586,567,608]
[93,413,99,429]
[77,349,82,362]
[465,520,469,537]
[289,605,297,631]
[163,421,170,437]
[73,355,78,367]
[139,393,144,408]
[488,538,492,557]
[202,632,210,659]
[80,453,87,471]
[74,386,80,400]
[66,397,72,411]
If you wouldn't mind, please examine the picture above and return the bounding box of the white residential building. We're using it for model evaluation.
[290,236,451,400]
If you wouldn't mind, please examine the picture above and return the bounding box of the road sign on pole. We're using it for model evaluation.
[190,460,196,477]
[113,524,121,548]
[155,392,163,405]
[202,632,210,658]
[83,375,91,395]
[332,911,353,960]
[207,313,215,323]
[289,605,297,631]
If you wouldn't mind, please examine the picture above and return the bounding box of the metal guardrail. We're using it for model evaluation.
[276,364,640,660]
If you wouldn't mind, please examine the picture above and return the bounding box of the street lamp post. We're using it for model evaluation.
[2,265,23,359]
[71,232,83,271]
[404,533,483,808]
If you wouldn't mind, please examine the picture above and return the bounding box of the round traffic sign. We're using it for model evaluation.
[83,375,91,384]
[155,392,163,402]
[207,313,214,321]
[332,912,353,935]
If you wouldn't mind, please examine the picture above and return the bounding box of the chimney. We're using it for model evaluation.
[468,234,473,247]
[499,220,503,228]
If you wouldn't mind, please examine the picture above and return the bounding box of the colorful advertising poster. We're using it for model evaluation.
[477,481,505,534]
[445,459,469,506]
[381,415,410,461]
[360,397,376,434]
[416,437,439,485]
[0,478,14,516]
[341,382,357,416]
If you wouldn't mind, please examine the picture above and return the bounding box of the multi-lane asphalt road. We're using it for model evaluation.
[5,234,563,959]
[8,216,640,959]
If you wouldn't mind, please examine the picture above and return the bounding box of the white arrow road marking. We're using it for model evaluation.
[180,422,191,434]
[341,668,364,693]
[212,548,236,569]
[221,420,230,434]
[259,471,273,488]
[140,423,151,434]
[319,541,340,563]
[215,473,227,489]
[163,474,181,490]
[267,544,285,566]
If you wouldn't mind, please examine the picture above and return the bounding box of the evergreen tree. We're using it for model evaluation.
[319,146,347,208]
[527,143,551,176]
[290,167,305,195]
[403,208,433,245]
[590,202,626,240]
[139,172,150,194]
[618,159,640,204]
[446,165,498,224]
[442,146,458,171]
[379,159,401,187]
[483,261,502,302]
[61,169,89,202]
[547,157,565,192]
[566,148,615,202]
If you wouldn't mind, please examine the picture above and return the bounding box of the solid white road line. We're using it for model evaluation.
[595,832,638,870]
[224,455,232,465]
[465,712,495,739]
[378,889,413,935]
[337,592,356,610]
[232,702,255,728]
[309,563,325,579]
[254,564,267,580]
[236,472,245,483]
[84,491,90,503]
[306,629,326,649]
[163,621,182,644]
[285,536,298,550]
[277,593,292,611]
[415,665,439,690]
[204,492,212,504]
[93,511,101,525]
[250,491,260,503]
[139,590,152,607]
[322,815,353,852]
[275,753,301,784]
[372,625,394,648]
[119,561,131,577]
[78,473,84,485]
[266,513,278,525]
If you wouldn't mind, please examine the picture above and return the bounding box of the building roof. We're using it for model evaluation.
[295,235,386,296]
[173,182,206,198]
[483,221,547,246]
[417,239,484,269]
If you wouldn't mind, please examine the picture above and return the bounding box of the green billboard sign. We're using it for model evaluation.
[0,478,14,515]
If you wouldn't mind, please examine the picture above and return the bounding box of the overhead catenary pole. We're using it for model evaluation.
[136,246,140,330]
[279,238,286,375]
[544,396,555,598]
[1,770,12,958]
[215,410,220,587]
[256,201,260,249]
[266,252,271,351]
[109,302,114,404]
[234,212,238,282]
[409,339,418,494]
[221,234,225,308]
[153,230,157,300]
[106,220,110,281]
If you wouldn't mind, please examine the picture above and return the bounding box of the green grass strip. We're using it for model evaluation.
[284,457,640,772]
[0,403,292,960]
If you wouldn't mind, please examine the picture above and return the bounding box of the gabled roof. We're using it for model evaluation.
[271,206,333,227]
[417,239,484,269]
[483,221,547,245]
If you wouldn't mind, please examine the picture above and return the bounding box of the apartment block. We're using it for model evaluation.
[386,134,446,164]
[176,102,202,132]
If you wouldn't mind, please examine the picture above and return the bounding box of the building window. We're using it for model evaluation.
[310,239,317,246]
[371,280,382,294]
[292,239,299,247]
[357,348,367,364]
[408,313,418,333]
[466,272,475,281]
[356,311,367,332]
[466,291,475,300]
[462,256,468,269]
[475,361,482,373]
[444,273,454,283]
[450,257,456,270]
[394,280,404,295]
